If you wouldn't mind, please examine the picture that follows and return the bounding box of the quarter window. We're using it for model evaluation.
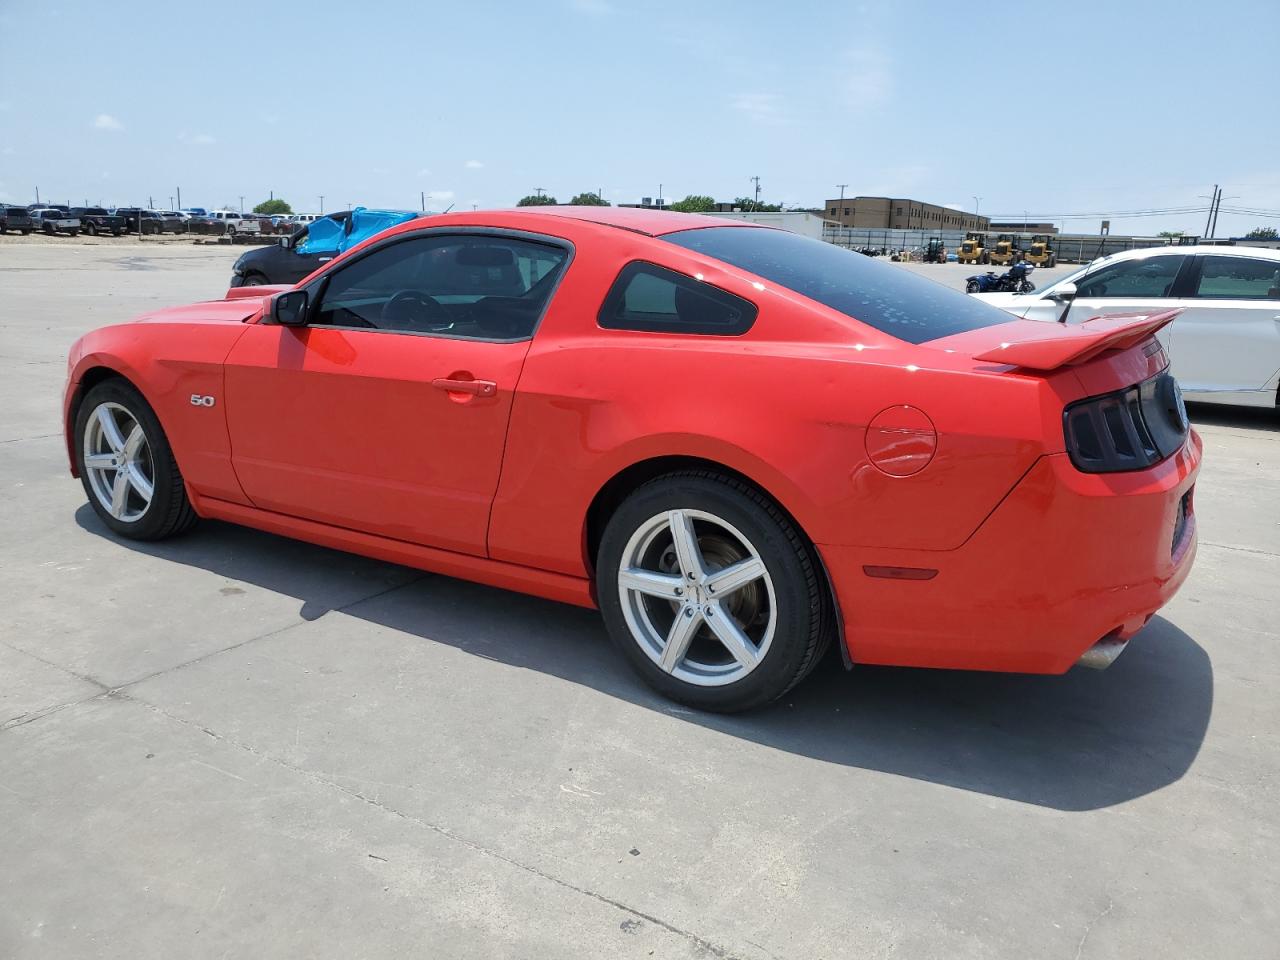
[310,234,569,340]
[1194,256,1280,300]
[1075,256,1186,299]
[598,262,757,336]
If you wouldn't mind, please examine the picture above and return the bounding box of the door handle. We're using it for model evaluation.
[431,377,497,398]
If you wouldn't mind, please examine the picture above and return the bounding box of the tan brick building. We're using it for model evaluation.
[825,196,989,232]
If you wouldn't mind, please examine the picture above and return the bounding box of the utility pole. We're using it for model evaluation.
[148,195,154,208]
[1210,187,1223,239]
[176,186,181,211]
[973,196,982,214]
[837,183,848,201]
[35,185,40,205]
[421,191,425,212]
[169,196,174,211]
[1202,185,1218,238]
[750,176,761,211]
[238,196,245,213]
[658,183,663,206]
[318,195,325,214]
[534,187,545,198]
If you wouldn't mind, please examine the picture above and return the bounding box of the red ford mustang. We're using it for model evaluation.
[63,207,1201,711]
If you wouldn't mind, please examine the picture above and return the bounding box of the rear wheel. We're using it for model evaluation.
[598,472,829,712]
[966,280,981,293]
[74,379,197,541]
[227,226,237,237]
[85,222,98,236]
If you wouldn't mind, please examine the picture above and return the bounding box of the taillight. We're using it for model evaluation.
[1063,372,1189,474]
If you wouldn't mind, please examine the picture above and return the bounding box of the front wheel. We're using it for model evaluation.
[1018,280,1035,293]
[226,226,237,237]
[85,223,98,236]
[240,272,268,286]
[966,280,981,293]
[597,472,830,712]
[74,379,197,541]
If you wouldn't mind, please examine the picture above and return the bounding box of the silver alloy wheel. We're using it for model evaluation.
[618,509,776,687]
[83,401,155,523]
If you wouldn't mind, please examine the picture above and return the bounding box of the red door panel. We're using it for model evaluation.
[222,324,529,556]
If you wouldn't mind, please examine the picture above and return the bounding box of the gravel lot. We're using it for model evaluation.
[1,243,1276,959]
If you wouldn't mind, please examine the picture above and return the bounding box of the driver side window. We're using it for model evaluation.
[1076,255,1186,299]
[310,234,569,340]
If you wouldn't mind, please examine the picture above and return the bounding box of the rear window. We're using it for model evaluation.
[663,226,1011,344]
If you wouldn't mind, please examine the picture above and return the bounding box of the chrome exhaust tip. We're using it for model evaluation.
[1076,636,1129,670]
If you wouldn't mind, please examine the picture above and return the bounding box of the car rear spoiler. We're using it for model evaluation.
[225,285,291,300]
[972,310,1181,371]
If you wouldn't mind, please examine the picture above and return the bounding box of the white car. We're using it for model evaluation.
[973,245,1280,409]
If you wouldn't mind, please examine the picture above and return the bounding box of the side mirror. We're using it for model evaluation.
[269,290,309,326]
[1048,282,1077,303]
[278,235,291,249]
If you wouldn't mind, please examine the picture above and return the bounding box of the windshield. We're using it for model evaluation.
[663,226,1012,345]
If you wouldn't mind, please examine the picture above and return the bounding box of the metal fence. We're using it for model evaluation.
[820,225,1179,264]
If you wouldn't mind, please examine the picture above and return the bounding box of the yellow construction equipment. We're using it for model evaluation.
[988,233,1021,266]
[956,232,988,265]
[1024,235,1057,268]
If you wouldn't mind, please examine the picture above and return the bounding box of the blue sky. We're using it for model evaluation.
[1,0,1277,237]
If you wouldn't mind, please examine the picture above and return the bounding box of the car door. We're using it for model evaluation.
[222,229,571,557]
[1164,254,1280,397]
[283,224,340,283]
[1022,253,1191,357]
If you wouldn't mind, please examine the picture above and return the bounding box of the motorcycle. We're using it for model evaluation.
[965,260,1036,294]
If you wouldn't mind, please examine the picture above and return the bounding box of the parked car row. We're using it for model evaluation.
[0,202,291,238]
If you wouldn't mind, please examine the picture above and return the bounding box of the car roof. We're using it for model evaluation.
[496,205,761,237]
[1100,244,1280,264]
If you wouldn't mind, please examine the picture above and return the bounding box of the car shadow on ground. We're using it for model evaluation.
[77,506,1213,813]
[1188,401,1279,434]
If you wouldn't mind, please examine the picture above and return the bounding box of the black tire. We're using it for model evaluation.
[112,230,122,237]
[86,222,98,236]
[44,224,54,235]
[966,280,981,293]
[597,471,830,712]
[73,378,198,541]
[241,272,269,286]
[69,230,79,238]
[227,226,237,237]
[21,229,30,235]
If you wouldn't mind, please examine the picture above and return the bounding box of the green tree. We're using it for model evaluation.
[669,194,717,213]
[569,192,609,206]
[516,194,558,206]
[253,198,293,215]
[1158,230,1184,238]
[732,196,782,212]
[1245,226,1278,240]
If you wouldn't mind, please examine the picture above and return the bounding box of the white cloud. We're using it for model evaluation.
[1,146,14,156]
[569,0,613,14]
[93,113,123,131]
[730,93,786,125]
[178,131,216,145]
[464,159,484,169]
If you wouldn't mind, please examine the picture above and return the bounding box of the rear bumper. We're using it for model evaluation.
[820,430,1201,674]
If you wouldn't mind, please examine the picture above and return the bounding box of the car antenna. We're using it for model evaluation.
[443,203,455,213]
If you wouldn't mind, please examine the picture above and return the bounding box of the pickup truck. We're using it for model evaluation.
[114,208,184,235]
[229,207,420,286]
[1,205,34,234]
[30,209,81,236]
[208,210,261,236]
[70,207,126,237]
